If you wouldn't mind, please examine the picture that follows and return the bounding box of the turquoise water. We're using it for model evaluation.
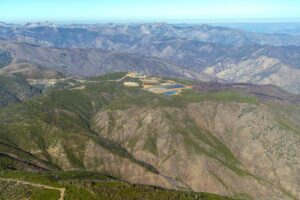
[164,91,177,95]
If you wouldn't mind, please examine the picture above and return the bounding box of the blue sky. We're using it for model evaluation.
[1,0,299,23]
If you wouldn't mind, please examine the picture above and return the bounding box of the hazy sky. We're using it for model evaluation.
[1,0,299,23]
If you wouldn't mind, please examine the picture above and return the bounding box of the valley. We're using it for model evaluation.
[0,20,300,200]
[1,23,300,94]
[2,3,300,200]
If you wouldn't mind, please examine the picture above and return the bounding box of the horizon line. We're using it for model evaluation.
[1,18,300,25]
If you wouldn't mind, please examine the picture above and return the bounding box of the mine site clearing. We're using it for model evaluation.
[25,71,192,96]
[125,72,192,95]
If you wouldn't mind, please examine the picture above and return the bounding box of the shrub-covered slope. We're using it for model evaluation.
[0,73,299,199]
[0,74,42,108]
[0,171,232,200]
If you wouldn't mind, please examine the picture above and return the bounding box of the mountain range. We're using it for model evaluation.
[0,22,300,94]
[0,22,300,199]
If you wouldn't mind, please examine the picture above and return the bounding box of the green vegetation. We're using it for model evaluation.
[163,77,196,86]
[107,86,259,111]
[266,102,300,135]
[0,73,262,177]
[0,180,60,200]
[0,74,42,108]
[0,51,12,68]
[143,133,158,155]
[0,73,295,199]
[89,72,127,81]
[174,90,259,105]
[0,171,234,200]
[167,113,248,177]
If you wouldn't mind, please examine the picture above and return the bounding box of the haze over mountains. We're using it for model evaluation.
[1,22,300,94]
[213,22,300,35]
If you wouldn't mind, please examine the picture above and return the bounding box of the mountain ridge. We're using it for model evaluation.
[1,23,300,94]
[0,72,299,199]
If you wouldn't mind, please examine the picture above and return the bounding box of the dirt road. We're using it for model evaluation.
[0,178,66,200]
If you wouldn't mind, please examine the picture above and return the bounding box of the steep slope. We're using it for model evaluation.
[127,40,300,94]
[0,50,12,68]
[2,23,300,94]
[0,39,211,80]
[0,74,42,108]
[0,73,299,199]
[0,62,64,80]
[204,56,300,94]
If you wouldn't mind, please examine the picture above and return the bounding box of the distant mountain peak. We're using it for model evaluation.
[23,21,57,28]
[0,22,14,27]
